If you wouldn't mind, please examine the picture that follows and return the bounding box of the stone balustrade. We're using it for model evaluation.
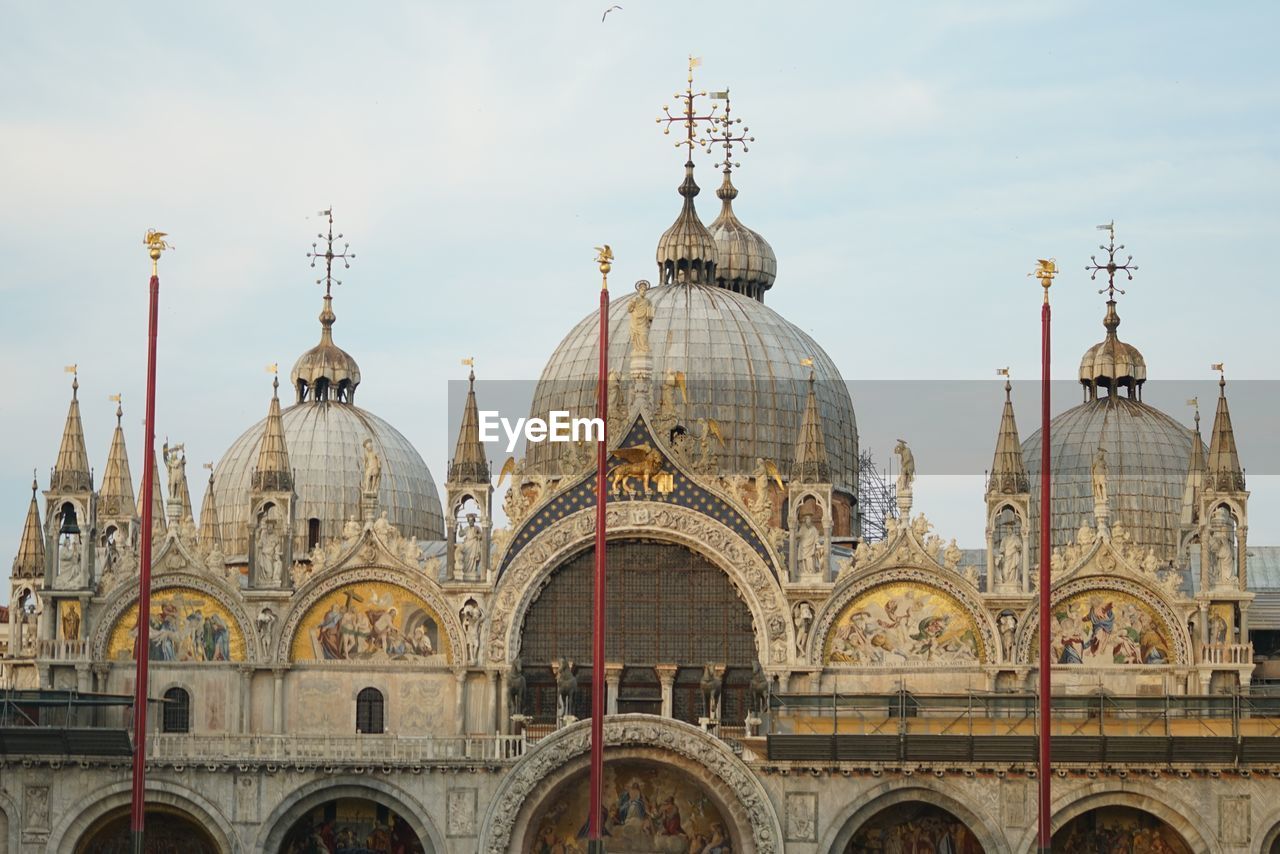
[37,638,88,661]
[147,732,526,764]
[1199,642,1254,665]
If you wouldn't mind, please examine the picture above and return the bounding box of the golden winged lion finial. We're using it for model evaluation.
[144,229,173,272]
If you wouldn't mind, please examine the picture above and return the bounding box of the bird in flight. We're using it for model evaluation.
[602,5,622,21]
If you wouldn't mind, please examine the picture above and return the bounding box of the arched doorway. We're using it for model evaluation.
[74,804,219,853]
[519,541,759,727]
[277,797,424,853]
[1052,806,1193,853]
[845,803,986,853]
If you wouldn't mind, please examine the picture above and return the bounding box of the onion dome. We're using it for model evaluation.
[98,401,135,519]
[290,293,362,404]
[708,171,776,301]
[1079,300,1147,400]
[527,282,858,496]
[12,475,45,579]
[655,162,719,285]
[51,375,91,493]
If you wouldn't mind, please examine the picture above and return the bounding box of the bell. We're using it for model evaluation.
[58,506,80,537]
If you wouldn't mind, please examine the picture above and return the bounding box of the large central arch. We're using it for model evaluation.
[256,777,445,853]
[487,502,794,667]
[820,781,1012,854]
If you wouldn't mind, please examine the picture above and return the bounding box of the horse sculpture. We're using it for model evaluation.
[555,657,578,722]
[507,657,527,717]
[749,662,770,717]
[700,664,723,720]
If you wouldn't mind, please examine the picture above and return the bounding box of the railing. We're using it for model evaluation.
[36,639,88,661]
[147,732,526,764]
[1201,642,1254,665]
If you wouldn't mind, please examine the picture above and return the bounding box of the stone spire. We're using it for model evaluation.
[791,368,830,482]
[12,475,45,579]
[252,377,294,492]
[139,448,168,536]
[1181,403,1206,526]
[52,374,92,492]
[98,399,135,518]
[1206,372,1245,492]
[198,469,221,552]
[449,366,489,484]
[988,380,1029,495]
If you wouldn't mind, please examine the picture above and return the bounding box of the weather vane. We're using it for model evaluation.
[307,208,355,296]
[1086,221,1138,300]
[709,87,754,172]
[656,56,720,158]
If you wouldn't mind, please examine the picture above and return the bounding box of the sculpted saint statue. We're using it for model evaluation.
[362,439,382,495]
[459,514,484,578]
[1091,447,1109,507]
[999,528,1023,585]
[257,523,283,586]
[893,439,915,494]
[627,280,655,355]
[163,441,187,504]
[795,513,821,576]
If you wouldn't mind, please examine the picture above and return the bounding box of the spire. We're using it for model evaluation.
[292,209,361,403]
[198,466,221,552]
[1080,223,1145,401]
[52,371,92,492]
[1206,367,1245,492]
[1182,399,1206,526]
[252,377,294,492]
[98,397,135,518]
[706,88,775,301]
[988,378,1029,495]
[449,363,489,483]
[655,58,720,286]
[12,474,46,579]
[139,448,168,535]
[791,365,830,482]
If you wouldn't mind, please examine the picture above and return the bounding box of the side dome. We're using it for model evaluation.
[1079,300,1146,398]
[708,171,776,301]
[212,403,444,555]
[525,281,858,495]
[290,293,362,403]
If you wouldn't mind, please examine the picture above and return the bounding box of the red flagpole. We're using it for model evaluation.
[1037,264,1055,853]
[131,235,166,853]
[588,250,611,851]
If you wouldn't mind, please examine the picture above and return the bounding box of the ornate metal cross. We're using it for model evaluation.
[656,56,720,158]
[307,208,355,296]
[1087,221,1138,299]
[710,88,754,172]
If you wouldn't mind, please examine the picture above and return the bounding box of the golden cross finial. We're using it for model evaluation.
[595,244,614,289]
[1087,220,1138,300]
[307,208,355,297]
[709,88,753,172]
[1030,258,1058,303]
[143,229,173,276]
[656,56,720,158]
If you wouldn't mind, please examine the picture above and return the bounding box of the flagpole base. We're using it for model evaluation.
[130,831,145,854]
[588,841,608,854]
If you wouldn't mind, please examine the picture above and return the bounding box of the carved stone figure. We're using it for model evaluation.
[57,535,84,588]
[507,658,527,717]
[256,523,283,586]
[163,440,187,504]
[793,601,815,657]
[627,279,655,354]
[943,538,962,571]
[257,606,277,654]
[373,510,392,537]
[403,535,421,565]
[1076,521,1096,548]
[459,514,484,578]
[893,439,915,493]
[361,438,382,495]
[460,599,483,665]
[998,612,1018,661]
[1142,548,1160,577]
[749,662,770,716]
[1091,447,1109,507]
[343,516,361,541]
[911,513,932,540]
[700,664,723,720]
[999,528,1023,585]
[1050,547,1065,579]
[205,543,226,576]
[794,513,821,577]
[1210,527,1236,584]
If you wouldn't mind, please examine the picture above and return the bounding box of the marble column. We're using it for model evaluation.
[271,667,285,735]
[487,670,500,733]
[656,664,678,719]
[1240,603,1251,645]
[498,668,511,735]
[74,663,90,694]
[605,663,624,716]
[454,669,468,736]
[238,666,254,734]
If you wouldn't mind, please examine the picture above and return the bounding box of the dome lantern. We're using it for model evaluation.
[292,209,361,404]
[1080,222,1144,400]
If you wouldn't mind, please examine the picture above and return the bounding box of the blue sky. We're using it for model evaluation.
[2,2,1277,601]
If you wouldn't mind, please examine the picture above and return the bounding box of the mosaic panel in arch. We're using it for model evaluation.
[530,760,734,853]
[824,582,985,665]
[1044,589,1175,665]
[278,797,425,853]
[107,586,246,662]
[846,803,984,853]
[1053,806,1192,854]
[290,581,450,663]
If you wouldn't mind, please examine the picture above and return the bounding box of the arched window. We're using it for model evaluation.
[356,687,384,734]
[161,687,190,733]
[307,518,321,551]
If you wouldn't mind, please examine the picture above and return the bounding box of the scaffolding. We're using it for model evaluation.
[857,449,897,543]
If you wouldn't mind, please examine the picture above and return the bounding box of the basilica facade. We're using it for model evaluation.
[0,84,1275,854]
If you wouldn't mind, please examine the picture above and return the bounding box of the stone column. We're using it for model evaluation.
[271,667,285,735]
[1240,603,1251,646]
[498,668,511,735]
[454,669,468,736]
[488,670,501,733]
[238,666,254,734]
[656,664,678,719]
[1199,603,1210,658]
[74,663,90,694]
[605,663,624,716]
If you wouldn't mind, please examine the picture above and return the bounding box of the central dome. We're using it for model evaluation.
[212,402,444,556]
[525,281,858,495]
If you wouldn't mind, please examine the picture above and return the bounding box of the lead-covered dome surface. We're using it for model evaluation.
[526,281,858,494]
[1023,395,1198,566]
[212,402,444,555]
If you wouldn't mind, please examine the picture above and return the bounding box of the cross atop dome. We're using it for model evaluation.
[656,56,720,159]
[293,209,362,404]
[1087,220,1139,301]
[308,208,355,298]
